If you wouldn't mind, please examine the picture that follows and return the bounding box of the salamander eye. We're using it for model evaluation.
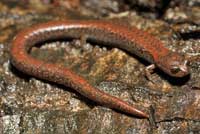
[170,66,181,74]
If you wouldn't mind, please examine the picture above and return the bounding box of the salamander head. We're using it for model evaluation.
[157,52,189,77]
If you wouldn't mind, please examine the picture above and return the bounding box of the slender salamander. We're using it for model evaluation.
[10,20,189,118]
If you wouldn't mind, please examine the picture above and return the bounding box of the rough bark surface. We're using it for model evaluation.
[0,0,199,133]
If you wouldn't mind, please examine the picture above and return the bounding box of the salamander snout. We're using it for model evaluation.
[169,60,189,77]
[157,52,190,77]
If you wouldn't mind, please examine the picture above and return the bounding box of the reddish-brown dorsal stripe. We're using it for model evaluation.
[10,20,189,118]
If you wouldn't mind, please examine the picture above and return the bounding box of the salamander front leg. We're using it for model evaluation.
[145,64,156,82]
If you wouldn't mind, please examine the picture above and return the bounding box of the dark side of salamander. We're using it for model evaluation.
[10,20,190,118]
